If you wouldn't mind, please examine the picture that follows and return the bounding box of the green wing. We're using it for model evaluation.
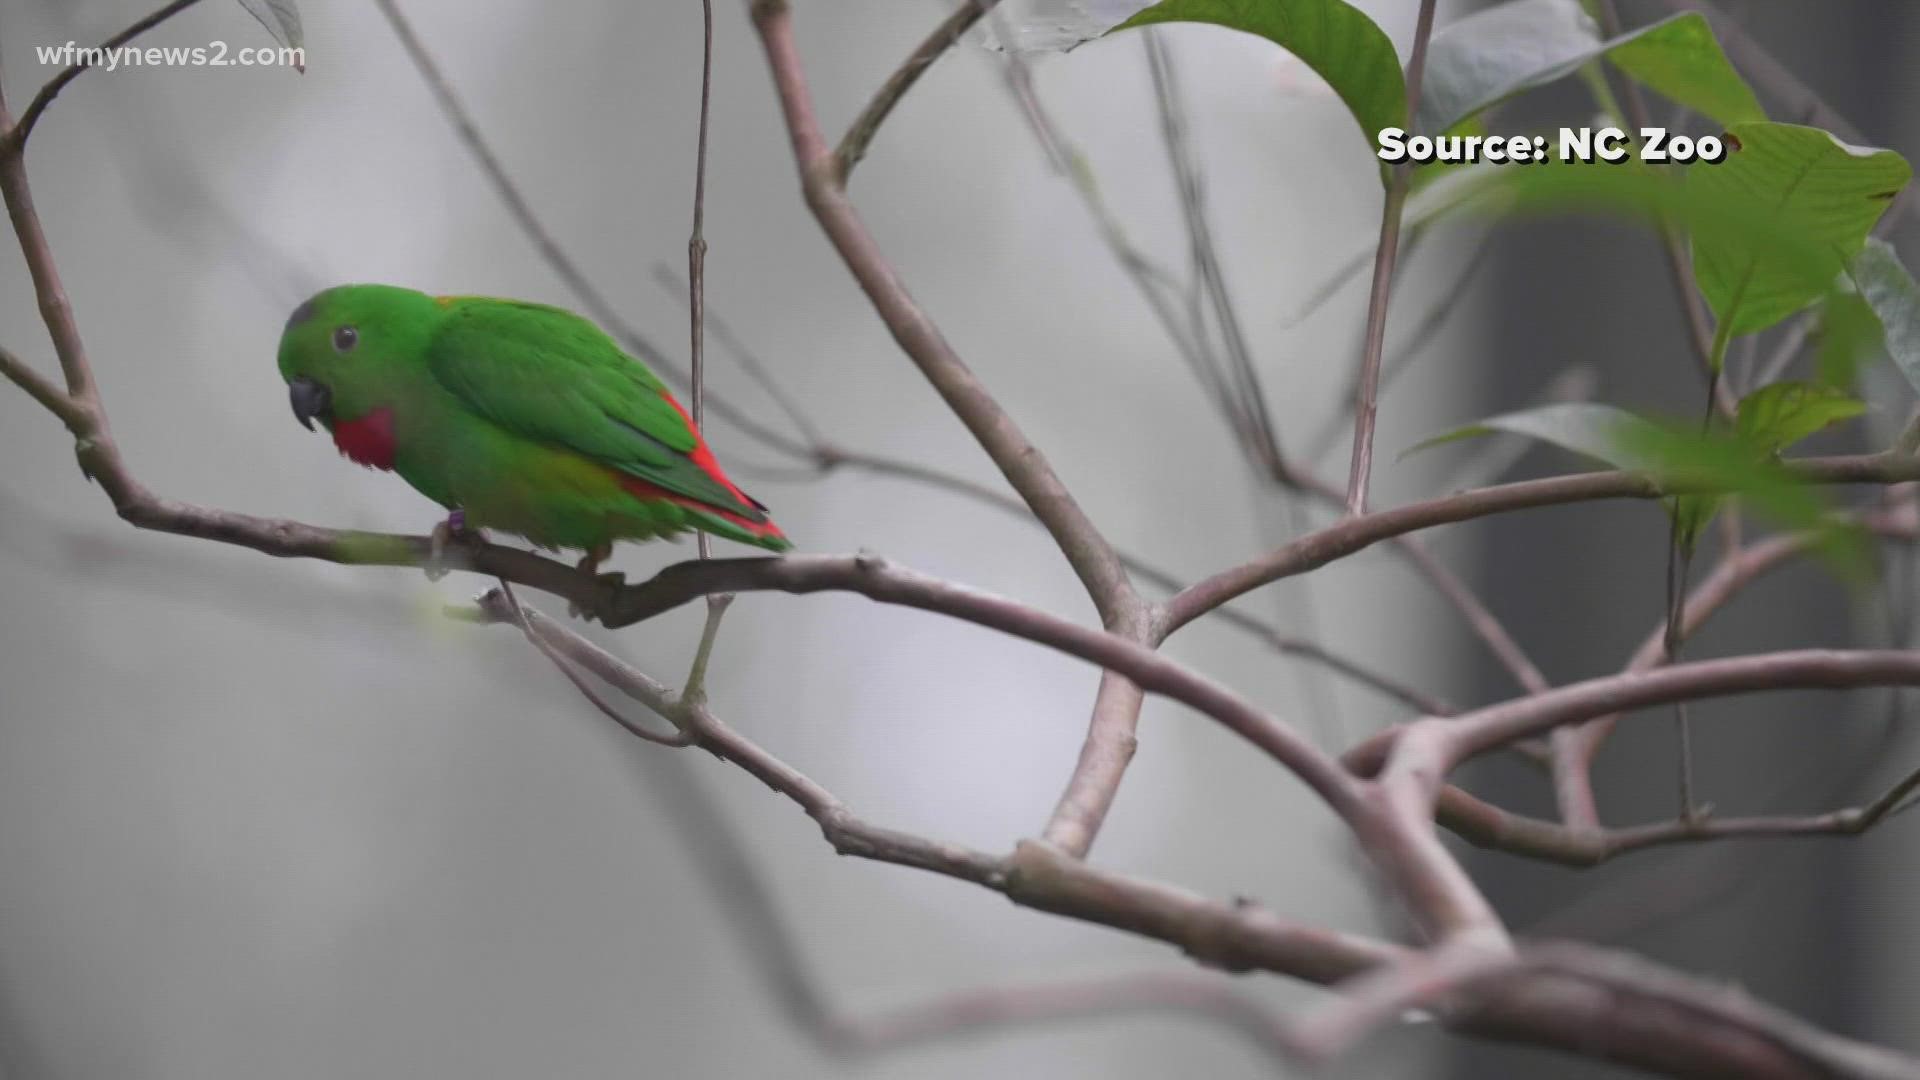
[426,298,764,520]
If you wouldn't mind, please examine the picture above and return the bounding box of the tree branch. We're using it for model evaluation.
[750,0,1137,623]
[1165,451,1920,633]
[1342,0,1438,514]
[833,0,1003,185]
[1435,648,1920,767]
[0,344,86,431]
[1593,0,1735,417]
[467,597,1920,1077]
[5,0,210,152]
[751,0,1151,860]
[597,553,1362,815]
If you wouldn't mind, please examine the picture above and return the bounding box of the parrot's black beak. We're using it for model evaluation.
[288,376,332,431]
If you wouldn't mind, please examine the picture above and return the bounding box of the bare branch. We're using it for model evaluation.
[689,0,716,564]
[751,0,1138,623]
[6,0,210,151]
[486,580,696,746]
[1556,512,1914,780]
[470,595,1393,982]
[834,0,1004,185]
[651,262,827,447]
[0,98,100,409]
[1343,0,1438,514]
[1289,937,1514,1064]
[1384,528,1551,696]
[751,0,1150,860]
[1165,451,1920,632]
[598,552,1363,815]
[996,46,1234,431]
[466,596,1920,1075]
[1593,0,1733,416]
[996,52,1533,714]
[1488,943,1920,1080]
[1144,32,1285,473]
[827,970,1300,1059]
[1305,232,1496,465]
[471,591,1005,880]
[673,271,1450,713]
[1437,648,1920,767]
[1421,759,1920,869]
[0,344,86,431]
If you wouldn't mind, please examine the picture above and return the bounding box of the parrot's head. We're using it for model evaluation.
[278,284,441,434]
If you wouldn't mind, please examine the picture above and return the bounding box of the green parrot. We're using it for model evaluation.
[276,284,791,581]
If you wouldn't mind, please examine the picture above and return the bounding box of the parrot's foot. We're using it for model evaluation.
[569,543,616,619]
[425,509,482,582]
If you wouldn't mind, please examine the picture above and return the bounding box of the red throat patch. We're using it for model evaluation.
[332,408,397,470]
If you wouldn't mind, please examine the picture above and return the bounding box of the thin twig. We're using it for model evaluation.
[682,0,735,701]
[1145,32,1285,474]
[1289,937,1514,1064]
[681,591,732,708]
[753,0,1137,623]
[1434,648,1920,768]
[370,0,810,459]
[469,600,1914,1076]
[1162,449,1920,634]
[1754,311,1816,388]
[0,344,86,430]
[1136,31,1342,738]
[667,269,1453,713]
[7,0,210,151]
[650,262,826,447]
[996,46,1235,431]
[492,580,695,746]
[1344,0,1439,514]
[751,0,1150,860]
[1305,232,1496,465]
[689,0,716,564]
[833,0,1004,185]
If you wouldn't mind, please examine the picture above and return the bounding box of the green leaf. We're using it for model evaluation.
[1399,402,1662,466]
[1612,420,1865,570]
[1603,12,1761,128]
[1689,122,1910,338]
[235,0,303,70]
[1408,401,1864,571]
[1415,0,1759,137]
[1847,238,1920,397]
[1416,0,1595,136]
[1113,0,1404,163]
[1815,290,1882,390]
[1733,381,1865,454]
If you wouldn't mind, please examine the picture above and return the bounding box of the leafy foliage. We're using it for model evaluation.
[1416,0,1758,137]
[235,0,303,70]
[1603,11,1760,128]
[1734,381,1867,454]
[1398,402,1658,464]
[1847,238,1920,397]
[1113,0,1404,165]
[1688,122,1910,340]
[1815,291,1883,390]
[1406,392,1865,567]
[1430,128,1904,370]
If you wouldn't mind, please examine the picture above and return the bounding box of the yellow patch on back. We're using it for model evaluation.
[433,295,457,309]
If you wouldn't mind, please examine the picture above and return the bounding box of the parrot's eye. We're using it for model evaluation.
[332,325,359,353]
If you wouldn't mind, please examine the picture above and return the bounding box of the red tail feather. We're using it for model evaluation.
[621,393,786,542]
